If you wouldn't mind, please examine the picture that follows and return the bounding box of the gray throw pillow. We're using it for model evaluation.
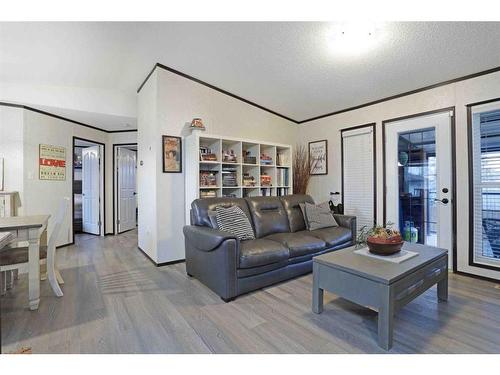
[302,202,338,231]
[215,205,255,240]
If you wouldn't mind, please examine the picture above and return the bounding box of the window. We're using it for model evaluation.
[341,125,376,232]
[470,101,500,269]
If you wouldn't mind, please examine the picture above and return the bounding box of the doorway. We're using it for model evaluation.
[73,137,105,237]
[113,143,137,234]
[384,109,455,265]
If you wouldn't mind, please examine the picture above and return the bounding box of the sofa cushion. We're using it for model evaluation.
[308,226,352,248]
[265,231,326,258]
[239,239,289,268]
[215,205,255,240]
[245,196,290,238]
[280,194,315,232]
[191,197,253,228]
[300,202,338,231]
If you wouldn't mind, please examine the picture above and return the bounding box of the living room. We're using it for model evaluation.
[1,0,500,372]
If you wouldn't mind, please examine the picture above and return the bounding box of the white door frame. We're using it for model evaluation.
[383,108,456,269]
[73,137,105,240]
[113,143,138,234]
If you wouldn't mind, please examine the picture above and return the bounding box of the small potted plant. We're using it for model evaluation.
[357,223,404,255]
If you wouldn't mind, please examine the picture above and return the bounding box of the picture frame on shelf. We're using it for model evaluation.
[309,139,328,175]
[162,135,182,173]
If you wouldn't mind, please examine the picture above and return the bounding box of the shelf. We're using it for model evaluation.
[276,165,291,168]
[243,186,259,188]
[199,160,220,164]
[260,164,276,167]
[222,186,240,188]
[200,186,220,189]
[242,163,258,166]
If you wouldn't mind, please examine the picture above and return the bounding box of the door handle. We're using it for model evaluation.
[434,198,449,204]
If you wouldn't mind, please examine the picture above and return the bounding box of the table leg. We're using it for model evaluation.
[312,263,323,314]
[378,286,394,350]
[437,274,448,301]
[28,228,41,310]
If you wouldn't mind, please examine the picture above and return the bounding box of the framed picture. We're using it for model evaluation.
[39,144,66,181]
[162,135,182,173]
[309,139,328,175]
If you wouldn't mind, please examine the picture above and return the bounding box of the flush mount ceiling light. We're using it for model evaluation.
[326,22,386,57]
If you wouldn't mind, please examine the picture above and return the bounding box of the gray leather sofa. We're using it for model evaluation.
[183,194,356,302]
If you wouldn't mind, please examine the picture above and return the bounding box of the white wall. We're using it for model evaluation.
[138,68,298,263]
[0,106,24,212]
[298,70,500,280]
[0,104,137,246]
[137,70,159,262]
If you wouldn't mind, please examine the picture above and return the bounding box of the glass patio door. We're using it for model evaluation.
[385,111,453,256]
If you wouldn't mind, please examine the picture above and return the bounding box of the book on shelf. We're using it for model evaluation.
[276,168,289,187]
[276,187,289,197]
[277,152,290,166]
[200,190,218,198]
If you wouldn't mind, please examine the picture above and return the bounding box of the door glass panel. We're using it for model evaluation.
[473,108,500,265]
[397,128,437,246]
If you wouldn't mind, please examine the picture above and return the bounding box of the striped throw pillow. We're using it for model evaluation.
[215,205,255,240]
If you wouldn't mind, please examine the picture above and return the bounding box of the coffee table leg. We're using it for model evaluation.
[378,286,394,350]
[437,274,448,301]
[312,263,323,314]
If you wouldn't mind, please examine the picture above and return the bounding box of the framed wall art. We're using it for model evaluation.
[309,139,328,175]
[39,144,66,181]
[162,135,182,173]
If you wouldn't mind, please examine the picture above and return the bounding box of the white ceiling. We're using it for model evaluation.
[1,22,500,128]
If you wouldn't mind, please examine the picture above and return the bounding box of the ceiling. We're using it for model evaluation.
[1,22,500,129]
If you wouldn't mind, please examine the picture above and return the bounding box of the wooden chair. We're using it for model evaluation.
[0,197,70,297]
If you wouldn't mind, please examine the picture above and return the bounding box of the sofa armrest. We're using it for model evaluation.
[183,225,238,252]
[333,214,357,236]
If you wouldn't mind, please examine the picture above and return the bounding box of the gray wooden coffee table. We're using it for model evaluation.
[312,243,448,350]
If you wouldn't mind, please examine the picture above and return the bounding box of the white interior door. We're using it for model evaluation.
[82,146,101,235]
[117,147,137,233]
[385,111,453,255]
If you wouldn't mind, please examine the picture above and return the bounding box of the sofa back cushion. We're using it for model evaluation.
[245,196,290,238]
[280,194,315,232]
[191,197,254,229]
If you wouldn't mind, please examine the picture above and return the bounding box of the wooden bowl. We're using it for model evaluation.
[367,236,404,255]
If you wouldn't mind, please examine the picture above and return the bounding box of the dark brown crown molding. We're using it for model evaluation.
[298,66,500,124]
[137,62,500,125]
[0,101,137,134]
[137,63,299,124]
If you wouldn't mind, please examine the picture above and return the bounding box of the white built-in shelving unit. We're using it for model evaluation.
[185,131,293,223]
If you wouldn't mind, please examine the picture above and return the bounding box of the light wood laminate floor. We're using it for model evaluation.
[1,230,500,353]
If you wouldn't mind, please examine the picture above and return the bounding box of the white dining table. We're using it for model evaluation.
[0,215,50,310]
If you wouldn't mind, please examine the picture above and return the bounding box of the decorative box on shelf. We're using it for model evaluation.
[200,146,218,161]
[260,174,272,186]
[199,171,218,187]
[242,173,256,187]
[222,149,238,163]
[260,153,273,165]
[243,150,257,164]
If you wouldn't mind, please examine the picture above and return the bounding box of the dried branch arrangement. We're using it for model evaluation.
[293,144,311,194]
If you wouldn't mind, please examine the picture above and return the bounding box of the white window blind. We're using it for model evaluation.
[472,103,500,268]
[342,127,375,232]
